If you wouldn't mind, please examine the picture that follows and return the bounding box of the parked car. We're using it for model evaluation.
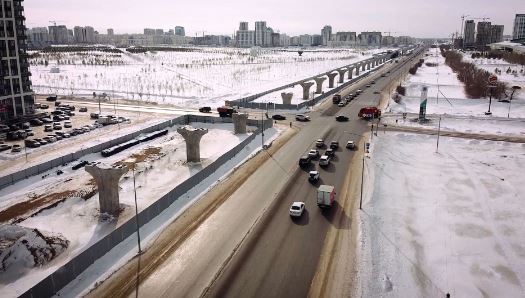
[319,155,331,167]
[62,115,70,120]
[29,118,43,126]
[289,202,305,217]
[198,106,212,113]
[54,101,61,106]
[299,155,311,167]
[337,102,345,107]
[356,89,363,95]
[11,144,21,152]
[79,107,88,112]
[346,141,356,150]
[365,84,371,88]
[34,138,47,145]
[66,111,76,116]
[53,123,63,130]
[295,114,310,122]
[34,103,41,109]
[40,104,49,109]
[315,139,324,148]
[64,121,72,128]
[25,129,34,136]
[90,113,99,119]
[44,125,53,132]
[330,141,339,149]
[0,124,9,133]
[62,133,70,138]
[25,139,41,148]
[0,144,11,152]
[46,95,57,101]
[49,133,62,140]
[308,171,320,183]
[41,117,53,124]
[335,115,349,122]
[272,114,286,120]
[21,122,30,129]
[308,149,320,159]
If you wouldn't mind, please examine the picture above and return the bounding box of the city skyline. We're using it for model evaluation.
[25,0,522,38]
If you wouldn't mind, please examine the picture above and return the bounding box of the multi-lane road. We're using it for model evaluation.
[203,49,426,297]
[87,47,426,298]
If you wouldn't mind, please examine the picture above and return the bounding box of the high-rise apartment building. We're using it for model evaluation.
[144,28,155,35]
[0,0,34,122]
[73,26,95,43]
[490,25,504,44]
[476,21,492,47]
[48,25,69,44]
[255,21,267,46]
[107,28,114,36]
[321,25,332,46]
[513,14,525,40]
[27,27,50,48]
[464,20,476,47]
[358,32,382,47]
[239,22,248,31]
[175,26,185,36]
[236,22,254,47]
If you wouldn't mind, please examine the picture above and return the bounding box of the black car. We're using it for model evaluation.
[29,119,44,126]
[335,115,349,122]
[41,117,53,124]
[325,148,335,157]
[330,141,339,149]
[79,107,88,112]
[299,155,311,167]
[272,114,286,120]
[198,106,212,113]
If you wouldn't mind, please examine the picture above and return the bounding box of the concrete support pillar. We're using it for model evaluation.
[337,69,346,83]
[281,92,293,105]
[367,62,371,70]
[346,67,354,79]
[85,163,128,216]
[232,113,248,134]
[300,81,314,100]
[361,63,366,71]
[327,72,337,88]
[313,77,326,94]
[177,126,209,162]
[355,65,360,76]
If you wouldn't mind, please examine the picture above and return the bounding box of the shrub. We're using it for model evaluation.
[409,66,418,75]
[425,62,438,67]
[396,85,406,96]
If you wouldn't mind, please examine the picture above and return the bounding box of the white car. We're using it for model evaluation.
[319,155,331,167]
[289,202,305,217]
[308,149,320,158]
[315,139,324,148]
[295,114,310,122]
[308,171,320,182]
[338,102,345,107]
[346,141,356,150]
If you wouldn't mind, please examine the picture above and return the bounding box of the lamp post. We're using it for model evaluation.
[132,166,142,254]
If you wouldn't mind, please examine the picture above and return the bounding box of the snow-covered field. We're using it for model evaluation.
[0,121,276,297]
[388,47,525,119]
[357,132,525,297]
[30,47,388,108]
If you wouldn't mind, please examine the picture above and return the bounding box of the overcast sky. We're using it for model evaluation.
[25,0,522,38]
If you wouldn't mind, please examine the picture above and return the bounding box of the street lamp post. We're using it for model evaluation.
[132,166,142,254]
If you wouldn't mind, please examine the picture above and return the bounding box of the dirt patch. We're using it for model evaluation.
[113,147,163,170]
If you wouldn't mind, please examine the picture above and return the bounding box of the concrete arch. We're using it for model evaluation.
[337,69,347,83]
[326,72,338,88]
[300,81,314,99]
[313,77,326,94]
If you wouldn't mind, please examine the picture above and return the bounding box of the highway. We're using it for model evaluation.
[204,50,425,297]
[86,47,425,298]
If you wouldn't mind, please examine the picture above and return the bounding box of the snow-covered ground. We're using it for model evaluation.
[30,47,389,108]
[0,122,278,297]
[357,132,525,297]
[388,47,525,119]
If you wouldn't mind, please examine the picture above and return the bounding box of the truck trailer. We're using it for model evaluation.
[317,185,336,208]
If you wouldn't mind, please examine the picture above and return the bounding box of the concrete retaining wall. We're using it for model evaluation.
[19,116,273,298]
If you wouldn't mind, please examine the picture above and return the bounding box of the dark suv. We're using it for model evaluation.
[299,155,311,167]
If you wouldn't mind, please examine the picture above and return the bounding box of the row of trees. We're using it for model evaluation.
[471,51,525,67]
[408,59,425,75]
[441,47,507,99]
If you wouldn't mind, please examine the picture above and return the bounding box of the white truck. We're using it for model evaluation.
[317,185,336,208]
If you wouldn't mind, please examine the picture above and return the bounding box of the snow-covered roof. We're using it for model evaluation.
[489,41,525,54]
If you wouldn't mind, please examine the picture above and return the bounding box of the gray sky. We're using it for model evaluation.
[25,0,522,38]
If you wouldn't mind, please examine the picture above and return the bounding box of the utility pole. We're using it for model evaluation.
[132,167,142,254]
[436,116,442,153]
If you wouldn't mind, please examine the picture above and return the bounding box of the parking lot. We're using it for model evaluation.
[0,97,173,175]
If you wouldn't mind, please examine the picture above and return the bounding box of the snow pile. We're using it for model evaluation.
[0,225,68,273]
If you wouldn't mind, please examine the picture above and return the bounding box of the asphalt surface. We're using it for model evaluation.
[204,49,426,298]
